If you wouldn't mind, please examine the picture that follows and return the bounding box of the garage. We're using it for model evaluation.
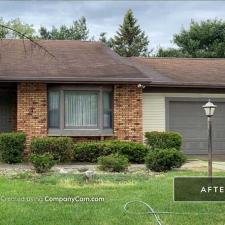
[132,57,225,155]
[167,100,225,154]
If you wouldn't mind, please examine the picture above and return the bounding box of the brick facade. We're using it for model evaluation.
[15,83,143,147]
[113,85,143,142]
[17,83,48,145]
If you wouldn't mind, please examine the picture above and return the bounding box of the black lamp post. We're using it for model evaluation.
[202,99,217,177]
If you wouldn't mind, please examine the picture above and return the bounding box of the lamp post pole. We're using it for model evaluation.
[208,116,212,177]
[203,99,216,177]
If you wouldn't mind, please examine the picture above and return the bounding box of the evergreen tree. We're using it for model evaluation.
[112,9,149,57]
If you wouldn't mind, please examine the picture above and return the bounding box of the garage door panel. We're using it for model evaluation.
[169,101,225,154]
[184,140,208,154]
[171,128,207,139]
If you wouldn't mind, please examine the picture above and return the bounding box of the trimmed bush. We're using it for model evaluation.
[29,153,55,173]
[30,137,73,162]
[145,131,182,150]
[73,142,113,163]
[145,148,186,172]
[73,141,149,163]
[0,132,26,164]
[98,154,129,172]
[111,141,149,163]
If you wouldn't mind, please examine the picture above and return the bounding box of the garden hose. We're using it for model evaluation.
[124,200,211,225]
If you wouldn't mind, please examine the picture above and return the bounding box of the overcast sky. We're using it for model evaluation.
[1,1,225,51]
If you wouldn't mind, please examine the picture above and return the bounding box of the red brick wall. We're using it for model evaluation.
[113,85,143,142]
[17,83,47,145]
[16,83,143,146]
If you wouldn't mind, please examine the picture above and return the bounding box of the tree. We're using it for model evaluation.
[158,19,225,58]
[0,18,35,39]
[112,9,149,57]
[71,16,89,40]
[0,17,8,38]
[99,32,113,48]
[6,18,35,39]
[155,47,190,57]
[0,23,55,58]
[39,16,89,40]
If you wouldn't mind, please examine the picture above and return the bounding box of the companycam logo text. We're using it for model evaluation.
[0,196,105,203]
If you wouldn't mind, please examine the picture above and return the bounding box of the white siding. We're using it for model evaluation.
[143,92,225,135]
[143,94,165,133]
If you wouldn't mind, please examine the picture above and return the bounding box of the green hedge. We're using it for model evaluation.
[98,154,129,172]
[0,132,26,164]
[29,153,55,173]
[145,148,186,172]
[73,141,149,163]
[145,131,182,150]
[30,137,73,162]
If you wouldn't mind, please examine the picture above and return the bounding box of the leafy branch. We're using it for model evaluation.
[0,24,55,59]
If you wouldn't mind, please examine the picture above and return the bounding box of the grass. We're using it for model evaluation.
[0,170,225,225]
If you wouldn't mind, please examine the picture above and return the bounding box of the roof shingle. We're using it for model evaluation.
[130,57,225,88]
[0,40,150,84]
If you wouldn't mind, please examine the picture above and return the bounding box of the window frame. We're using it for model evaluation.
[48,85,113,136]
[103,91,113,129]
[48,90,61,129]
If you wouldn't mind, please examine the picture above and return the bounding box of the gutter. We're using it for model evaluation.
[0,77,152,85]
[145,82,225,89]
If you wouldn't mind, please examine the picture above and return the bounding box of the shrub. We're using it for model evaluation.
[74,142,113,163]
[109,141,149,163]
[145,131,182,150]
[97,154,129,172]
[0,132,26,164]
[29,153,55,173]
[73,141,149,163]
[30,137,73,162]
[145,148,187,172]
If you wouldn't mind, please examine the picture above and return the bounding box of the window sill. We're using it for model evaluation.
[48,128,113,137]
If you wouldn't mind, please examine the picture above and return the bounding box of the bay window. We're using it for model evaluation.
[48,86,113,136]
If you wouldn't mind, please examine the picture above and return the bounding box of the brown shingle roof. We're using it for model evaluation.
[130,57,225,88]
[0,40,150,84]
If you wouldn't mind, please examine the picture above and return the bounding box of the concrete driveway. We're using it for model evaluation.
[182,159,225,172]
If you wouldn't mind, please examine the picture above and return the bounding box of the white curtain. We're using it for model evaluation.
[65,92,98,128]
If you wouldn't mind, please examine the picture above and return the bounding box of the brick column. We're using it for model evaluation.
[17,83,48,146]
[113,84,143,142]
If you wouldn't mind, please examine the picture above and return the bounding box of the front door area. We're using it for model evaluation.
[0,84,16,132]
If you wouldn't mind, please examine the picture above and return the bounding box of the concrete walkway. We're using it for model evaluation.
[0,162,146,175]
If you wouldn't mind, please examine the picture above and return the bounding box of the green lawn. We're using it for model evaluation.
[0,170,225,225]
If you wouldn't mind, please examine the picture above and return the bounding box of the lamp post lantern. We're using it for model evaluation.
[202,99,217,177]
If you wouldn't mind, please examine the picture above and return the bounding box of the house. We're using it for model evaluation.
[1,40,225,155]
[130,57,225,155]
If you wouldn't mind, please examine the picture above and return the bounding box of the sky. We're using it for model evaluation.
[1,1,225,51]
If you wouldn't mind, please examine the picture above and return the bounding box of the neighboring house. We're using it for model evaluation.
[1,40,225,155]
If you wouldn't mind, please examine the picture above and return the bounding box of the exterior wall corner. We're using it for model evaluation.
[113,84,143,142]
[17,82,48,147]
